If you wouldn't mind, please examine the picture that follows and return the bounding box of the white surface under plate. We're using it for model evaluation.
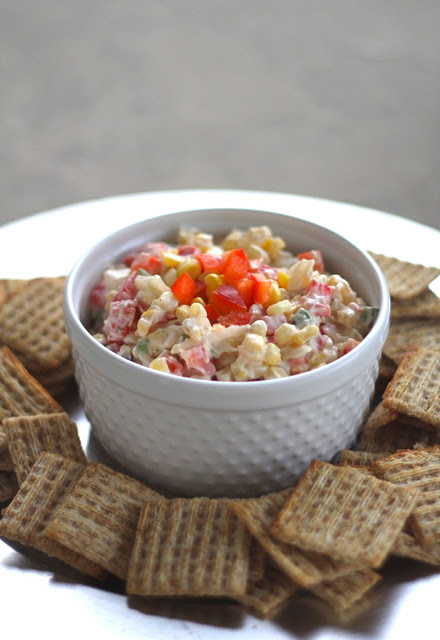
[1,189,440,640]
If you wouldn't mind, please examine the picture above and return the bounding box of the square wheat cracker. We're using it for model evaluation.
[383,319,440,364]
[368,252,440,300]
[0,447,14,471]
[372,446,440,545]
[0,470,18,502]
[391,289,440,319]
[0,277,71,372]
[44,462,165,580]
[0,279,29,307]
[392,531,440,566]
[308,568,381,613]
[382,345,440,427]
[231,489,363,587]
[0,346,62,421]
[0,452,105,578]
[4,412,87,485]
[234,562,297,620]
[126,497,252,597]
[269,460,419,568]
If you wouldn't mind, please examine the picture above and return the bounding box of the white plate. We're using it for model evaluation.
[1,189,440,640]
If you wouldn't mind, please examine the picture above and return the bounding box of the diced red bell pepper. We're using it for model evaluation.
[180,345,216,377]
[193,279,207,299]
[209,283,247,314]
[217,310,253,327]
[204,303,219,324]
[342,338,360,355]
[250,273,271,307]
[112,271,138,302]
[129,252,162,275]
[221,248,251,284]
[90,278,107,308]
[236,277,255,308]
[177,244,199,256]
[303,279,332,317]
[107,299,137,342]
[162,354,185,375]
[140,241,169,258]
[195,253,222,274]
[297,249,324,273]
[251,262,279,280]
[171,272,197,305]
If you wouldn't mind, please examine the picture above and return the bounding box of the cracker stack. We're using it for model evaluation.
[0,277,74,396]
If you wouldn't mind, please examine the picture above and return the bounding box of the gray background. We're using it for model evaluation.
[1,1,439,229]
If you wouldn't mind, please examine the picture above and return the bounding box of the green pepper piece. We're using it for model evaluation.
[291,308,312,329]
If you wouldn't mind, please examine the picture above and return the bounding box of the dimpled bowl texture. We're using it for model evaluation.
[64,208,390,498]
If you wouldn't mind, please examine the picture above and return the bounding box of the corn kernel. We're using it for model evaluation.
[267,282,282,306]
[263,343,281,366]
[149,357,171,373]
[265,236,285,258]
[230,359,249,381]
[276,324,319,348]
[221,229,242,250]
[205,273,224,296]
[189,302,207,318]
[294,324,319,345]
[161,251,183,268]
[245,244,269,262]
[176,257,202,280]
[242,334,266,360]
[263,366,288,380]
[216,366,233,382]
[267,299,292,317]
[191,296,205,306]
[162,267,178,287]
[250,320,268,336]
[308,351,328,368]
[277,270,289,289]
[175,304,191,322]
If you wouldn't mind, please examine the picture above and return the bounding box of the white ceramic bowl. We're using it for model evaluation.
[64,208,390,498]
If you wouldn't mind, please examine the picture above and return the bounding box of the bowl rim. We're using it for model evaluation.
[64,207,390,408]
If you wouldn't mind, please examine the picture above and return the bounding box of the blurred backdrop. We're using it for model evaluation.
[1,0,439,228]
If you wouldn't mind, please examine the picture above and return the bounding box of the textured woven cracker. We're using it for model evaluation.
[0,470,18,502]
[44,462,164,580]
[391,289,440,319]
[309,568,381,612]
[358,420,440,453]
[231,489,360,587]
[338,450,389,466]
[0,277,71,372]
[372,446,440,545]
[29,357,75,387]
[0,279,29,307]
[235,562,297,619]
[368,252,440,300]
[248,537,266,582]
[383,318,440,364]
[4,412,87,485]
[363,402,399,431]
[0,447,14,471]
[126,498,251,597]
[378,354,397,380]
[382,346,440,427]
[0,452,104,578]
[0,346,62,421]
[0,425,6,454]
[392,531,440,566]
[269,460,418,567]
